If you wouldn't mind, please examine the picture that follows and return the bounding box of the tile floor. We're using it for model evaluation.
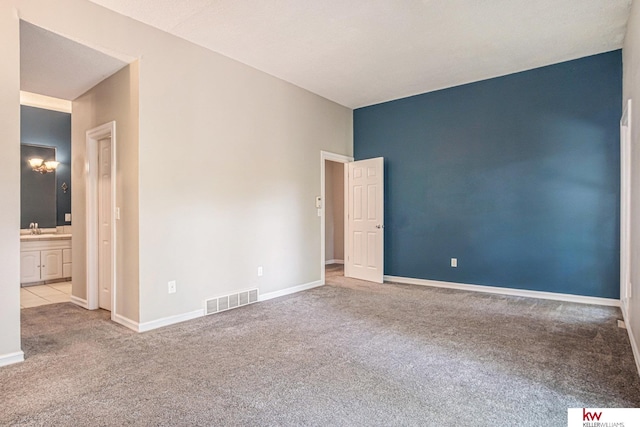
[20,282,72,309]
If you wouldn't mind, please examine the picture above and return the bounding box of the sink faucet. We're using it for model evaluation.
[29,222,41,235]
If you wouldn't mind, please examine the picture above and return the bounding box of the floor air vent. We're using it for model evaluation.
[205,288,259,315]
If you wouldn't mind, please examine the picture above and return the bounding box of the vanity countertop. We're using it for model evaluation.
[20,233,72,241]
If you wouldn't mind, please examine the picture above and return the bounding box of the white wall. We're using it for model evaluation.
[0,0,352,344]
[72,63,140,322]
[0,5,23,365]
[134,17,351,324]
[623,0,640,374]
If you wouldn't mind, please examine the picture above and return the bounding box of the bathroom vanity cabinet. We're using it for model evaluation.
[20,236,71,284]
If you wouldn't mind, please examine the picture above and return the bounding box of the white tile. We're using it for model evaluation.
[44,294,70,303]
[27,285,65,297]
[49,283,72,294]
[21,297,50,308]
[21,290,42,299]
[21,292,47,302]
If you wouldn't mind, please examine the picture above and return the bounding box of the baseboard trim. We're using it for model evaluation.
[621,304,640,377]
[259,280,323,302]
[325,259,344,265]
[112,313,140,332]
[70,295,89,309]
[137,309,204,333]
[122,279,325,332]
[384,275,620,307]
[0,351,24,367]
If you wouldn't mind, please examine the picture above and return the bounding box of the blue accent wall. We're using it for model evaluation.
[354,50,622,299]
[21,105,71,227]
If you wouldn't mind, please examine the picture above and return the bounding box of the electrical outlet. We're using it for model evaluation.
[168,280,176,294]
[451,258,458,268]
[258,266,263,277]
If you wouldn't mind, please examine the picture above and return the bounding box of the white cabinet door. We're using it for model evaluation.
[41,249,63,281]
[62,248,72,279]
[63,263,72,278]
[20,251,41,283]
[62,248,71,264]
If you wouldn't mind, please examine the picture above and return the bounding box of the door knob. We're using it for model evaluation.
[376,224,384,229]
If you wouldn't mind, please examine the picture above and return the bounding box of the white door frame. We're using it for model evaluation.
[85,121,117,316]
[320,151,353,284]
[621,99,632,317]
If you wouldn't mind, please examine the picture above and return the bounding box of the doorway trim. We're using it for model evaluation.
[320,151,353,284]
[621,99,632,318]
[85,121,117,317]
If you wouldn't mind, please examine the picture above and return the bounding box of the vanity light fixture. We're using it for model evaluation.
[29,158,59,174]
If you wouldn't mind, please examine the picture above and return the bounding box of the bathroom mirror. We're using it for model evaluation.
[21,144,56,229]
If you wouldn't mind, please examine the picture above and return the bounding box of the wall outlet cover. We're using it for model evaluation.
[168,280,176,294]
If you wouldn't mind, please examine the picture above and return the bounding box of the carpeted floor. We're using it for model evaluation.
[2,265,639,426]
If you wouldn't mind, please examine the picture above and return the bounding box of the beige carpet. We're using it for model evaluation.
[2,265,639,426]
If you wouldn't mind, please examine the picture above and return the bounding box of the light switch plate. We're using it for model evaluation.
[65,213,71,222]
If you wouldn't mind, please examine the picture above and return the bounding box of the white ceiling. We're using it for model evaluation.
[20,21,127,101]
[17,1,610,109]
[87,0,632,108]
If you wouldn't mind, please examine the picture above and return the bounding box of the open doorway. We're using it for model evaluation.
[320,151,352,284]
[18,21,129,319]
[325,159,345,279]
[321,153,386,285]
[19,95,73,309]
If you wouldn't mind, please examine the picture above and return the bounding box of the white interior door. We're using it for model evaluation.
[98,137,112,311]
[346,157,384,283]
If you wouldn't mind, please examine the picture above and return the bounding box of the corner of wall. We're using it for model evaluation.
[623,0,640,378]
[0,2,23,361]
